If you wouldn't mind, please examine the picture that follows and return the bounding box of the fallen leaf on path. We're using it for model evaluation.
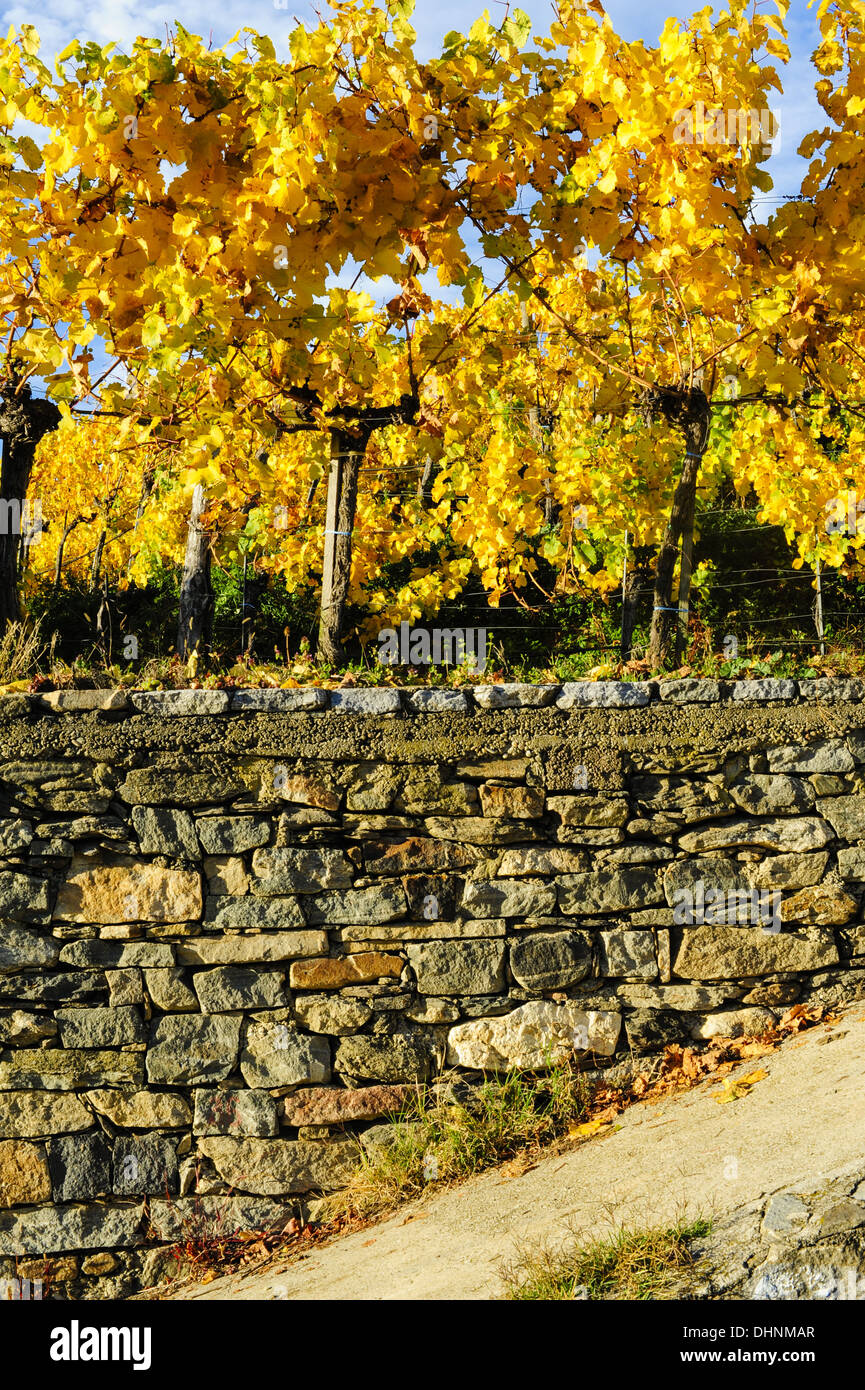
[569,1118,609,1138]
[714,1069,768,1103]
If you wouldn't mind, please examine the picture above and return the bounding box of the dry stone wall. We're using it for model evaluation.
[2,676,865,1296]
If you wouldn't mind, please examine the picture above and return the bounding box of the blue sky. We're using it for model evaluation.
[1,0,823,207]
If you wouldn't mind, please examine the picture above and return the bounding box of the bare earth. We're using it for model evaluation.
[162,1006,865,1301]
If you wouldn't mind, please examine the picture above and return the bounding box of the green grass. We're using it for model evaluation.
[321,1061,594,1222]
[504,1217,712,1300]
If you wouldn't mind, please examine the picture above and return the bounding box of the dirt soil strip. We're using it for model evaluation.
[159,1007,865,1301]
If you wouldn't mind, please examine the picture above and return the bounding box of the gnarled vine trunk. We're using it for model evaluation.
[177,484,213,660]
[649,388,710,669]
[316,428,367,665]
[0,386,61,626]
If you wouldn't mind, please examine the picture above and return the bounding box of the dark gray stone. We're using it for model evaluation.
[47,1133,112,1201]
[131,807,200,857]
[305,884,407,926]
[0,925,60,973]
[0,872,52,921]
[205,896,306,930]
[196,816,271,854]
[461,878,556,918]
[408,940,506,995]
[624,1010,687,1052]
[194,966,286,1013]
[509,932,592,990]
[146,1016,242,1084]
[335,1033,433,1085]
[250,846,353,894]
[113,1135,178,1195]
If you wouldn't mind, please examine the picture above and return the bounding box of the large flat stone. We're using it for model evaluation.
[197,1137,357,1194]
[658,679,720,703]
[767,742,855,774]
[118,768,245,805]
[0,871,52,921]
[196,817,271,854]
[425,817,545,844]
[556,681,650,708]
[289,953,403,990]
[130,690,229,714]
[498,847,591,875]
[779,886,858,926]
[203,897,307,931]
[56,1006,146,1048]
[250,847,353,894]
[193,1089,278,1137]
[334,1035,433,1085]
[547,796,629,827]
[231,688,328,711]
[305,884,407,926]
[146,1195,288,1243]
[178,932,325,965]
[131,807,200,857]
[59,941,175,968]
[53,863,202,924]
[729,775,814,816]
[447,1003,621,1069]
[678,817,833,854]
[281,1085,414,1127]
[730,679,797,701]
[363,837,480,876]
[557,868,663,914]
[0,925,60,973]
[404,689,469,713]
[292,994,373,1035]
[473,683,558,708]
[113,1134,178,1195]
[194,966,286,1012]
[461,878,556,918]
[85,1090,192,1129]
[598,930,657,980]
[47,1133,111,1201]
[0,1050,144,1091]
[329,690,401,716]
[0,968,103,1003]
[0,1091,94,1139]
[749,853,830,889]
[816,796,865,840]
[0,1202,145,1255]
[672,927,838,980]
